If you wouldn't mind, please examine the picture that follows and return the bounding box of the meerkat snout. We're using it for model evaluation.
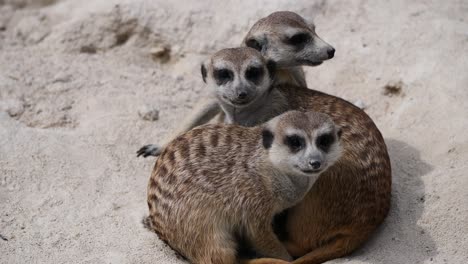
[201,47,276,108]
[327,47,336,58]
[309,160,322,170]
[243,11,335,67]
[263,110,342,178]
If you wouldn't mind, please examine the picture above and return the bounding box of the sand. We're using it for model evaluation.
[0,0,467,263]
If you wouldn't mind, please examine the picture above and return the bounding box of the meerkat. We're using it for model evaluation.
[243,11,335,87]
[193,47,391,264]
[144,110,343,264]
[137,11,335,158]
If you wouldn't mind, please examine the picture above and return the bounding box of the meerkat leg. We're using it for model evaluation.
[196,229,238,264]
[137,98,220,158]
[136,144,161,157]
[291,232,369,264]
[247,223,292,261]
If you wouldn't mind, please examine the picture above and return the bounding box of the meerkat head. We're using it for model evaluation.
[201,47,275,108]
[262,111,342,177]
[243,11,335,68]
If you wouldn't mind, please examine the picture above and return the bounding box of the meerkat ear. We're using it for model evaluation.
[245,36,268,53]
[201,64,207,83]
[266,60,276,80]
[305,17,316,31]
[245,38,262,52]
[262,128,274,149]
[336,126,343,139]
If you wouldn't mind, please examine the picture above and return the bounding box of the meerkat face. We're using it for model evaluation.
[243,11,335,68]
[262,111,342,177]
[201,47,275,108]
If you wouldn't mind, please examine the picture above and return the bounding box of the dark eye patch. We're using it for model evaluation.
[316,133,335,152]
[213,68,233,85]
[284,134,305,153]
[285,33,311,47]
[262,129,274,149]
[245,66,264,84]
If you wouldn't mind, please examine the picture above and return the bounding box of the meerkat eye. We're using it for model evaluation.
[245,66,264,84]
[213,68,233,85]
[286,33,310,46]
[284,135,305,153]
[316,133,335,152]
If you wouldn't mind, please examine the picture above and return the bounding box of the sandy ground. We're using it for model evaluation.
[0,0,467,263]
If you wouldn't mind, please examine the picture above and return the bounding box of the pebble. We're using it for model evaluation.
[383,80,404,97]
[0,99,25,117]
[353,99,367,109]
[138,105,159,121]
[150,45,171,63]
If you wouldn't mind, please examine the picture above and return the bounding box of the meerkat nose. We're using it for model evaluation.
[327,48,335,59]
[238,91,248,99]
[310,160,322,170]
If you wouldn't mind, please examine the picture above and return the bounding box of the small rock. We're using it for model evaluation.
[138,105,159,121]
[80,45,97,54]
[52,73,72,83]
[61,104,72,111]
[0,99,25,117]
[0,5,14,31]
[353,100,366,109]
[45,82,69,93]
[150,45,171,63]
[418,196,425,202]
[383,80,404,97]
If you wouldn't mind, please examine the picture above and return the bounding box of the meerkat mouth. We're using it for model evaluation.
[295,165,323,174]
[300,60,324,66]
[301,169,322,174]
[309,61,323,66]
[231,100,251,106]
[221,95,252,108]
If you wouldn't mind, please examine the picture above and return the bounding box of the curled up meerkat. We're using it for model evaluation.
[144,110,342,264]
[137,11,334,158]
[161,47,390,264]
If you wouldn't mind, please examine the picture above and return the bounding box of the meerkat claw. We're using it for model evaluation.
[137,144,161,158]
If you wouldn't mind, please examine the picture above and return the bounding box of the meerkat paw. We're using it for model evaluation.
[136,144,162,158]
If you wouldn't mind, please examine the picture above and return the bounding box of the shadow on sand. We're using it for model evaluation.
[341,139,437,263]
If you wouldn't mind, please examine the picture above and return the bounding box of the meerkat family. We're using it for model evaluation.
[137,11,335,158]
[142,11,392,264]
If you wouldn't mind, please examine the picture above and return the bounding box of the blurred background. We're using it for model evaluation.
[0,0,467,263]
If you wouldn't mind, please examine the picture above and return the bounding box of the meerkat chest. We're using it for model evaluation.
[221,91,289,127]
[271,172,315,211]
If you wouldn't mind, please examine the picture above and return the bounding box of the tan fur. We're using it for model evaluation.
[145,111,342,264]
[242,85,391,264]
[187,47,391,263]
[241,17,389,262]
